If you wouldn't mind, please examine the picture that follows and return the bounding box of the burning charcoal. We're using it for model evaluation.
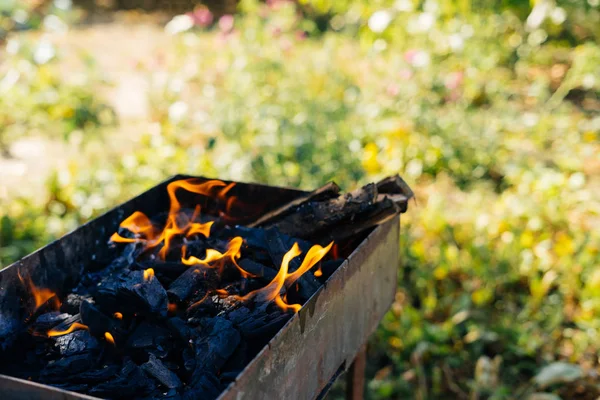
[54,330,100,357]
[136,261,189,278]
[238,259,277,282]
[168,266,216,303]
[89,359,156,398]
[40,353,96,381]
[184,371,222,400]
[192,317,241,374]
[80,300,117,338]
[96,269,168,317]
[166,317,191,343]
[49,313,83,334]
[264,227,320,301]
[60,294,94,315]
[33,312,71,332]
[142,354,183,390]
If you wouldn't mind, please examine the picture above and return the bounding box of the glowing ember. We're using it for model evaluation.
[113,312,123,320]
[168,303,177,313]
[47,322,89,337]
[143,268,155,281]
[104,332,115,345]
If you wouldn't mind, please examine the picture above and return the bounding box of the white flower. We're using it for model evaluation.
[394,0,413,12]
[551,7,567,25]
[168,101,188,122]
[368,10,393,33]
[448,34,464,51]
[43,15,68,33]
[165,15,194,35]
[412,51,430,68]
[526,0,551,30]
[34,40,55,64]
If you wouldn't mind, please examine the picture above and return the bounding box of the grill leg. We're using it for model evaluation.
[346,344,367,400]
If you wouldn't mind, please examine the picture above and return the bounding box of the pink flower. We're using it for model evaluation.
[444,71,464,90]
[404,49,419,63]
[280,38,293,52]
[219,15,234,33]
[271,26,282,37]
[188,7,213,28]
[387,83,400,96]
[399,69,413,80]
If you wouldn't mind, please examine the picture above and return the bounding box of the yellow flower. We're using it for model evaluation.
[362,142,381,173]
[554,232,574,257]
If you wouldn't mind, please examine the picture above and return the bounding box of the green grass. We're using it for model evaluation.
[1,0,599,398]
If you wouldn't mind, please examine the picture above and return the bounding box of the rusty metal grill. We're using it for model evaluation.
[0,175,404,400]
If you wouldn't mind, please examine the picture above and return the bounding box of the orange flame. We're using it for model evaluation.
[113,312,123,320]
[143,268,155,282]
[314,266,323,278]
[182,236,251,278]
[238,242,333,313]
[110,179,230,260]
[105,332,115,345]
[47,322,89,337]
[18,270,61,312]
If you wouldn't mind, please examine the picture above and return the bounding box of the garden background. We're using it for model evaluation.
[1,0,599,398]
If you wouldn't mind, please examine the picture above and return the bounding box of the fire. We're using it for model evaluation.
[110,179,231,259]
[182,236,251,278]
[104,332,115,345]
[314,266,323,277]
[113,312,123,320]
[17,270,61,312]
[239,242,333,313]
[143,268,155,281]
[47,322,89,337]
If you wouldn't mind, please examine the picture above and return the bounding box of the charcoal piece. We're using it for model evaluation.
[264,227,320,301]
[127,322,171,351]
[315,197,400,244]
[60,294,94,315]
[54,330,100,357]
[142,354,183,390]
[183,347,196,373]
[234,309,291,338]
[376,174,414,211]
[238,259,277,281]
[220,370,242,382]
[40,353,96,381]
[221,339,248,373]
[248,181,341,227]
[89,360,156,398]
[0,281,22,351]
[168,266,216,303]
[267,183,378,239]
[226,306,252,326]
[186,294,239,319]
[136,261,189,277]
[166,317,191,343]
[80,300,116,337]
[184,371,222,400]
[49,313,83,334]
[71,364,120,383]
[33,312,71,332]
[318,259,345,280]
[192,317,240,373]
[96,270,168,317]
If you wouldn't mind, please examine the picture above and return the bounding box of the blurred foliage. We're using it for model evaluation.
[1,0,600,398]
